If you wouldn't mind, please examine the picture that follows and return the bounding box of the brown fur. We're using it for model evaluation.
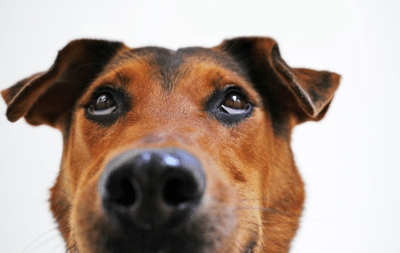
[1,37,340,253]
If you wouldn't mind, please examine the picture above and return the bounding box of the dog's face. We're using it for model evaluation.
[2,37,340,253]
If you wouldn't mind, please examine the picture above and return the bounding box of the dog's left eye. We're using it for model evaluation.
[205,87,253,126]
[220,92,249,114]
[89,92,117,115]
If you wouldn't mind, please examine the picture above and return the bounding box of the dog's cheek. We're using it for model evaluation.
[199,167,240,252]
[66,111,119,183]
[70,168,106,253]
[49,173,73,247]
[197,154,259,253]
[225,109,274,249]
[63,112,95,191]
[65,114,120,252]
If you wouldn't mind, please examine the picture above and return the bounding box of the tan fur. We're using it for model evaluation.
[2,37,340,253]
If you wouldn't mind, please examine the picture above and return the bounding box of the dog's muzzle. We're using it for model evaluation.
[98,148,206,231]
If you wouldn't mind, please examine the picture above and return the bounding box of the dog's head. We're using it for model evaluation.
[2,37,340,253]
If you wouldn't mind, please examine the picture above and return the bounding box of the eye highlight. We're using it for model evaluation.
[90,92,117,115]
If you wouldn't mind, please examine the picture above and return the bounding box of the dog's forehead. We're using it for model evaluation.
[116,46,241,69]
[106,46,248,89]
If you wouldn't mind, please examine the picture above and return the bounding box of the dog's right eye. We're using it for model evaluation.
[89,93,117,115]
[84,87,132,126]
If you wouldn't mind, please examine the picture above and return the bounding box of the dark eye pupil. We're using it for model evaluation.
[223,94,246,109]
[89,93,117,116]
[94,94,114,111]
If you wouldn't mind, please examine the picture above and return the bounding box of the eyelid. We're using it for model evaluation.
[222,85,240,93]
[222,86,249,99]
[86,87,114,107]
[91,87,115,99]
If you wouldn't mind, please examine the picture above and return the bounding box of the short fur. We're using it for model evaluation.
[2,37,340,253]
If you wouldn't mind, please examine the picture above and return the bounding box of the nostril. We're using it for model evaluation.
[163,178,186,205]
[163,173,199,206]
[115,178,137,206]
[105,171,138,208]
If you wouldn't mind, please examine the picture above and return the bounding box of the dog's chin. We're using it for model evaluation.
[68,250,254,253]
[71,238,257,253]
[68,242,257,253]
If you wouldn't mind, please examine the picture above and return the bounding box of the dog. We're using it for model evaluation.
[2,37,340,253]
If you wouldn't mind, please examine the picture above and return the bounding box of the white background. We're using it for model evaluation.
[1,0,399,252]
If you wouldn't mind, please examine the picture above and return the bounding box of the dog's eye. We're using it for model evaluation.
[205,87,253,126]
[85,87,131,126]
[90,92,117,115]
[220,92,249,114]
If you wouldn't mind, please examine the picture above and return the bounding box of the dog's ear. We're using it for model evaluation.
[217,37,341,125]
[1,39,127,129]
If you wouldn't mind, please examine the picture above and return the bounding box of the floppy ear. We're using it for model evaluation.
[1,39,127,129]
[217,37,341,125]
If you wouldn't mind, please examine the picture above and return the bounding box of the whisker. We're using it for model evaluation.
[262,221,299,225]
[237,206,300,217]
[240,198,300,207]
[23,227,62,253]
[28,162,74,202]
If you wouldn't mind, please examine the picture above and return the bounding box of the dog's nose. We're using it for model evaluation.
[98,148,206,230]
